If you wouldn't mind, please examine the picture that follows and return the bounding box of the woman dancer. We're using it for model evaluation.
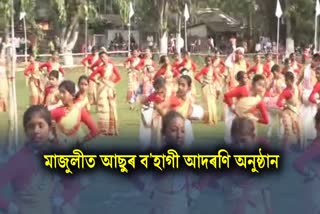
[40,52,64,83]
[24,54,45,105]
[150,111,200,214]
[140,77,167,148]
[43,70,62,110]
[195,55,221,125]
[223,71,250,143]
[81,46,99,105]
[264,64,286,138]
[89,51,121,136]
[221,117,272,214]
[124,49,142,110]
[136,48,157,99]
[177,51,197,98]
[50,80,98,145]
[297,54,320,148]
[0,105,81,214]
[74,75,90,111]
[293,108,320,214]
[276,71,301,150]
[154,55,180,98]
[234,74,269,127]
[247,55,264,79]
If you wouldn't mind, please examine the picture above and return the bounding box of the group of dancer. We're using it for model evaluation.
[1,44,320,213]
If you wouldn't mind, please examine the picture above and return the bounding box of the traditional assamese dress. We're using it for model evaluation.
[125,56,141,104]
[139,93,165,148]
[247,63,264,79]
[82,54,99,105]
[43,86,61,109]
[24,61,45,105]
[300,65,318,147]
[264,76,286,138]
[0,143,81,214]
[276,86,301,146]
[39,61,64,84]
[177,58,197,97]
[75,94,90,112]
[223,85,250,143]
[154,64,180,98]
[0,61,8,112]
[89,62,121,136]
[195,65,221,125]
[234,95,269,126]
[293,139,320,214]
[137,57,157,98]
[263,60,274,79]
[50,105,98,145]
[225,58,249,90]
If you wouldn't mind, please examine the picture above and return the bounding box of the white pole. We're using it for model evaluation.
[10,0,18,151]
[315,12,318,53]
[23,17,27,64]
[184,19,187,52]
[128,22,131,57]
[85,16,88,75]
[276,17,280,63]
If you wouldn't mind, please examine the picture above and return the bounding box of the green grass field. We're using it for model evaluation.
[0,63,305,214]
[0,62,273,150]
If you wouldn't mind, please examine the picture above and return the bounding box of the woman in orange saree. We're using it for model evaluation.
[74,75,90,112]
[50,80,98,145]
[89,51,121,136]
[0,46,8,112]
[24,54,45,105]
[195,56,221,125]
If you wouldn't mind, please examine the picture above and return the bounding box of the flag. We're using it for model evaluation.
[275,0,283,18]
[184,4,190,21]
[19,12,26,20]
[316,0,320,16]
[129,2,134,19]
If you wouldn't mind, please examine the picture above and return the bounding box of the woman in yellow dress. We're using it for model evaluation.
[234,74,269,126]
[89,51,121,136]
[276,71,301,150]
[50,80,99,145]
[195,56,221,125]
[154,55,180,98]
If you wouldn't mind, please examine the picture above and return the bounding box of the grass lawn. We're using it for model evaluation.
[0,61,273,149]
[0,62,301,214]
